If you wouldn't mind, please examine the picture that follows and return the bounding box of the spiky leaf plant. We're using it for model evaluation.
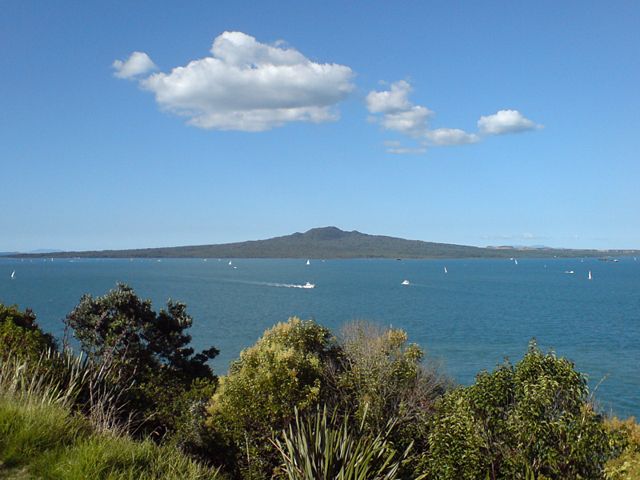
[273,405,421,480]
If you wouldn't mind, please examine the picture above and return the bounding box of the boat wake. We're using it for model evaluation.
[263,282,315,289]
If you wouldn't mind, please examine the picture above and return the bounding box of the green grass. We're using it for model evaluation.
[0,353,221,480]
[0,395,220,479]
[0,394,221,479]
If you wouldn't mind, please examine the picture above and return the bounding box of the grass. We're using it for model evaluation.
[0,354,221,480]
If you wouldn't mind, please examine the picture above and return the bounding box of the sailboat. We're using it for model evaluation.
[444,266,448,274]
[10,270,15,279]
[228,260,233,266]
[401,280,410,286]
[588,271,592,280]
[514,259,518,265]
[306,259,310,266]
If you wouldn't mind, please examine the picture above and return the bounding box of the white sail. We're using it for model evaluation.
[10,270,15,279]
[588,271,592,280]
[444,267,448,274]
[306,259,310,266]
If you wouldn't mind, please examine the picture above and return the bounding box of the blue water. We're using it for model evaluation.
[1,257,638,418]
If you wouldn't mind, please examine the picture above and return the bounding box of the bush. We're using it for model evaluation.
[333,322,448,476]
[272,406,416,480]
[64,283,219,437]
[426,341,611,479]
[206,317,342,479]
[605,417,640,479]
[0,304,56,361]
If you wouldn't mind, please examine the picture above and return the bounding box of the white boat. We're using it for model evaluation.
[514,259,518,265]
[588,271,592,280]
[228,260,233,266]
[564,270,575,274]
[302,282,315,289]
[10,270,15,279]
[401,280,410,286]
[306,259,310,266]
[444,267,448,274]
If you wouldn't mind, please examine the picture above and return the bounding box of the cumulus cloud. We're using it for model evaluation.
[366,80,413,113]
[115,31,355,131]
[477,109,542,135]
[367,81,477,153]
[367,81,542,154]
[426,128,480,146]
[112,51,156,79]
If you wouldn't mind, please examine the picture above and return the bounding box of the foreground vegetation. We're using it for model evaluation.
[1,286,639,479]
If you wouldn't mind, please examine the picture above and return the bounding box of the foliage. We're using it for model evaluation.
[426,341,611,479]
[272,406,418,480]
[333,321,448,477]
[0,349,220,480]
[206,317,342,479]
[605,417,640,479]
[0,397,220,479]
[64,283,219,435]
[335,322,429,426]
[0,303,56,361]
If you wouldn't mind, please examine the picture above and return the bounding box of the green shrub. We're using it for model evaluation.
[333,322,448,477]
[272,406,418,480]
[64,283,219,437]
[426,341,610,479]
[605,417,640,479]
[206,317,342,479]
[0,304,56,361]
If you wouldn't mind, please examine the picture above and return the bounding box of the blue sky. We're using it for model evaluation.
[1,1,639,251]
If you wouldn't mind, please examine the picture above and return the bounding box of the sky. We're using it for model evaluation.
[1,1,639,251]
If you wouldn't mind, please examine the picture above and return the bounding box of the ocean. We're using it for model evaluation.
[1,256,638,418]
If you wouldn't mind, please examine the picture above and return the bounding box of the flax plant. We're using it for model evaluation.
[272,405,422,480]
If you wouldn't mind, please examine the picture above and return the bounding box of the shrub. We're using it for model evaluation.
[426,341,610,479]
[605,417,640,479]
[333,321,448,476]
[272,406,417,480]
[0,304,56,361]
[64,283,219,436]
[206,317,342,479]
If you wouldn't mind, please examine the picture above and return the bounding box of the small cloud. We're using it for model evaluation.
[366,80,413,113]
[426,128,479,146]
[112,51,156,79]
[477,109,542,135]
[386,145,427,155]
[367,82,543,154]
[379,106,433,137]
[122,31,355,131]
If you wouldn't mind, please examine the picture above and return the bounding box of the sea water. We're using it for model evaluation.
[1,257,638,417]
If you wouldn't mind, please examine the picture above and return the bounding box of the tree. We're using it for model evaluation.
[206,317,342,479]
[0,303,56,360]
[426,341,610,479]
[64,283,218,436]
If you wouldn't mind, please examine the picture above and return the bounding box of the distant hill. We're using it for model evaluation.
[9,227,639,260]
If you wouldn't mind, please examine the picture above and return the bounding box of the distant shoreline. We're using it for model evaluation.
[4,227,638,260]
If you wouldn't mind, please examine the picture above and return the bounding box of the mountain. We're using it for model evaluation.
[9,227,639,259]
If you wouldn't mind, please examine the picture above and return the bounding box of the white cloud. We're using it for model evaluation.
[367,81,477,153]
[477,109,542,135]
[379,105,433,136]
[367,82,542,153]
[123,31,354,131]
[366,80,413,113]
[426,128,480,146]
[112,51,156,79]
